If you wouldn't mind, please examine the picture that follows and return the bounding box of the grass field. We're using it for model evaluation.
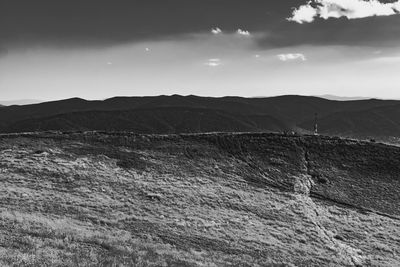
[0,132,399,266]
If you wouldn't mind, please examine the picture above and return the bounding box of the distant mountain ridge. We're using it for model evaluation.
[1,95,400,142]
[0,99,43,106]
[316,94,374,101]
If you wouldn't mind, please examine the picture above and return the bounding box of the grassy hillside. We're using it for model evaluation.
[0,132,399,266]
[2,107,288,134]
[301,103,400,139]
[1,95,400,140]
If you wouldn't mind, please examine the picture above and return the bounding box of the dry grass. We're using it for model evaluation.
[0,133,399,266]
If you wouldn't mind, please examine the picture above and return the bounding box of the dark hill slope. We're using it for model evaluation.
[0,95,397,125]
[2,107,288,134]
[301,103,400,138]
[1,95,400,139]
[0,95,263,125]
[240,96,398,124]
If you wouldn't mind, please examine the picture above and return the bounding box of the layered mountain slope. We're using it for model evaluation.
[0,132,399,266]
[1,95,400,139]
[301,103,400,139]
[3,107,288,134]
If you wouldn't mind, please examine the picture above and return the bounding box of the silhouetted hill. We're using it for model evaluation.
[1,95,400,140]
[316,94,372,101]
[0,99,43,106]
[3,107,288,134]
[300,103,400,139]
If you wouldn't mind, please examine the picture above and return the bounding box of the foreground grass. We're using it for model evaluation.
[0,133,399,266]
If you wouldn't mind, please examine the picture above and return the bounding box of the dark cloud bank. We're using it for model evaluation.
[2,0,400,50]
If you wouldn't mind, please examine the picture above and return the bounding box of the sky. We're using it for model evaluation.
[1,0,400,101]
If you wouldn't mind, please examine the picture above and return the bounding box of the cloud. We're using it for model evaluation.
[205,58,222,67]
[277,53,307,61]
[237,29,251,36]
[288,3,319,23]
[211,27,222,35]
[288,0,400,24]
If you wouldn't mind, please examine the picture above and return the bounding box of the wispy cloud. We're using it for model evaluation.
[237,29,251,36]
[277,53,307,62]
[205,58,222,67]
[288,0,400,24]
[211,27,222,35]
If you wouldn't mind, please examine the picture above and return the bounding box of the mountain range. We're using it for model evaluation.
[1,95,400,142]
[0,99,43,106]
